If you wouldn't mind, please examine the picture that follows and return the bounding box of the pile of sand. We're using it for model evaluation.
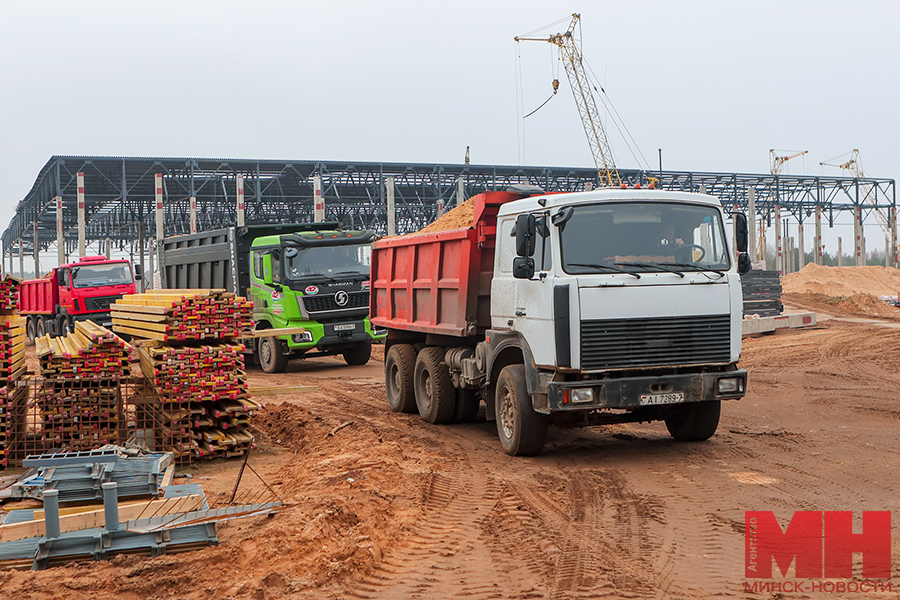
[782,264,900,298]
[783,291,900,320]
[413,198,475,235]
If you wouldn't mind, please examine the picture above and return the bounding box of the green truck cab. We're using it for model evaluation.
[160,222,386,373]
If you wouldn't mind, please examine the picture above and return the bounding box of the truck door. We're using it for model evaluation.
[58,268,73,314]
[512,216,557,367]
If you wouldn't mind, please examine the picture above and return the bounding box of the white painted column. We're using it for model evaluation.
[313,175,324,222]
[18,238,24,278]
[456,177,465,207]
[386,176,396,236]
[33,222,40,277]
[855,206,862,266]
[775,206,782,275]
[77,172,86,257]
[55,195,64,266]
[838,237,843,266]
[155,174,164,243]
[436,198,445,219]
[148,238,154,290]
[105,237,111,260]
[747,188,756,262]
[189,196,198,234]
[815,206,822,265]
[236,174,246,227]
[584,181,593,192]
[798,222,805,270]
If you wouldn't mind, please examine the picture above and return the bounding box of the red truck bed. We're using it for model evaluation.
[19,278,57,315]
[370,190,517,338]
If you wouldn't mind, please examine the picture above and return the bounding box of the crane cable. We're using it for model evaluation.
[523,79,559,118]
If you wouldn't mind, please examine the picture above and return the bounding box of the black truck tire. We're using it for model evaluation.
[35,317,46,339]
[495,364,548,456]
[385,344,417,413]
[259,336,289,373]
[343,340,372,366]
[413,347,456,424]
[26,318,36,345]
[453,388,481,423]
[664,400,721,441]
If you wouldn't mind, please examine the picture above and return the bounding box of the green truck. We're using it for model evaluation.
[159,223,386,372]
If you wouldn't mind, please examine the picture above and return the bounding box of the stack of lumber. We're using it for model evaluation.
[110,289,254,342]
[0,279,25,467]
[0,276,21,311]
[35,321,129,452]
[137,343,258,461]
[118,290,257,463]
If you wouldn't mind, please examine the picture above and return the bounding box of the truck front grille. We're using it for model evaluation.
[302,291,369,313]
[84,295,123,311]
[580,314,731,370]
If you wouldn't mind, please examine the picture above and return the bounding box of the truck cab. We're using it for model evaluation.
[248,228,387,371]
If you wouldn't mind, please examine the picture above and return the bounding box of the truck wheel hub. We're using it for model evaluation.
[499,386,516,439]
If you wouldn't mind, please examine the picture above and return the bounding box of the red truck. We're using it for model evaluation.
[20,256,140,341]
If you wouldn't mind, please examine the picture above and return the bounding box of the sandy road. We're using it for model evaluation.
[3,317,899,599]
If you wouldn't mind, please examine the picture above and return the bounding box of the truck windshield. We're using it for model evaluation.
[284,245,370,280]
[71,263,134,288]
[559,202,731,275]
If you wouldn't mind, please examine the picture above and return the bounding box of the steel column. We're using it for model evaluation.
[747,187,756,262]
[55,195,64,266]
[775,205,782,275]
[33,222,40,277]
[155,173,164,243]
[313,175,324,222]
[815,206,822,265]
[190,196,197,234]
[77,171,86,257]
[798,222,805,270]
[386,176,396,236]
[236,173,245,227]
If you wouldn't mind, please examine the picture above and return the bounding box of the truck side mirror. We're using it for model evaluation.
[734,213,749,254]
[738,253,752,275]
[513,257,535,280]
[133,264,143,281]
[263,254,274,285]
[515,214,536,257]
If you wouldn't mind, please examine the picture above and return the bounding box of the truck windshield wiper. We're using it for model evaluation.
[567,263,641,279]
[615,261,685,278]
[666,262,727,277]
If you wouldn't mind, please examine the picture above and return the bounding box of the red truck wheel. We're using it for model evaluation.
[414,347,455,424]
[495,365,548,456]
[385,344,417,413]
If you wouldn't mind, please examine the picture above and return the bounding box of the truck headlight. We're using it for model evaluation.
[717,377,741,393]
[373,327,387,336]
[292,332,313,343]
[570,388,594,404]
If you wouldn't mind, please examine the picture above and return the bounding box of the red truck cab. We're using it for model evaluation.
[20,256,139,340]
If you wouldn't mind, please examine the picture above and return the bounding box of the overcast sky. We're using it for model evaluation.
[1,1,898,261]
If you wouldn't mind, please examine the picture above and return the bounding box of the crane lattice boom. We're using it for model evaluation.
[516,14,621,187]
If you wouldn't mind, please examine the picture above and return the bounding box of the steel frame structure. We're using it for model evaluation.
[3,156,895,259]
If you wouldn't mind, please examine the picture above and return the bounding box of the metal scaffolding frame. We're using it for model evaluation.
[2,156,895,262]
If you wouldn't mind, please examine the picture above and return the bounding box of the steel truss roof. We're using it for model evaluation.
[3,156,895,256]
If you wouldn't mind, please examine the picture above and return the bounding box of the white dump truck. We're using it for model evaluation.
[370,185,751,455]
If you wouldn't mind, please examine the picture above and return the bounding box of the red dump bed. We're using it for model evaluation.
[19,278,57,315]
[370,191,517,338]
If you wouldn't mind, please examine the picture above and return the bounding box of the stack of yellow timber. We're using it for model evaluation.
[0,277,25,467]
[117,290,257,463]
[0,276,21,311]
[35,321,129,452]
[110,289,254,342]
[138,343,258,460]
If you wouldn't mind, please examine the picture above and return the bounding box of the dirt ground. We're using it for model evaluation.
[2,313,900,598]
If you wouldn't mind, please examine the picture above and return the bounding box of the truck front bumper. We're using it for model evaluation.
[285,318,387,351]
[546,369,747,412]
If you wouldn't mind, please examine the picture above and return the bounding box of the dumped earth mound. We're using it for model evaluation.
[412,198,475,235]
[782,263,900,298]
[783,291,900,320]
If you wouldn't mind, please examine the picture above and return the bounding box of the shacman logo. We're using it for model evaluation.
[744,511,892,594]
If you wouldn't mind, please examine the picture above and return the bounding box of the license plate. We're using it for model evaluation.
[333,323,356,332]
[640,392,684,406]
[102,322,112,327]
